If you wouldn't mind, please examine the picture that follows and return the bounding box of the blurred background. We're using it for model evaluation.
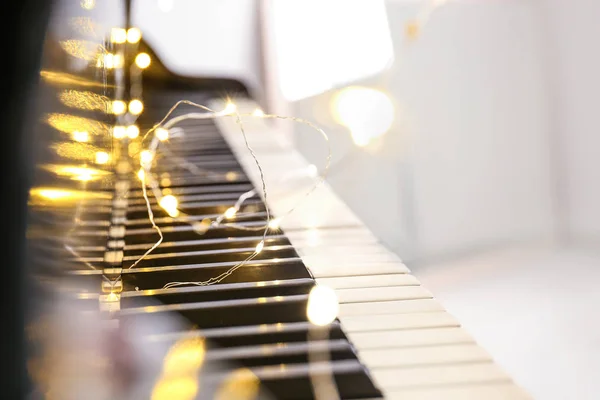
[10,0,599,399]
[130,0,600,398]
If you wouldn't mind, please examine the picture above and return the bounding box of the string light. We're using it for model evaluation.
[126,28,142,44]
[224,207,237,219]
[255,241,265,254]
[155,127,169,141]
[126,125,140,139]
[307,285,339,326]
[95,151,109,164]
[137,168,145,181]
[159,195,179,218]
[268,218,281,230]
[81,0,95,10]
[72,131,89,142]
[140,150,154,167]
[112,125,126,139]
[252,108,264,117]
[111,100,126,115]
[111,28,127,44]
[223,102,236,115]
[135,53,151,69]
[129,99,144,115]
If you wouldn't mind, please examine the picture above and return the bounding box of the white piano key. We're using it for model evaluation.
[360,344,492,369]
[317,274,420,289]
[341,312,460,332]
[371,363,509,389]
[347,327,474,350]
[384,383,531,400]
[339,298,444,317]
[335,286,433,304]
[307,261,409,278]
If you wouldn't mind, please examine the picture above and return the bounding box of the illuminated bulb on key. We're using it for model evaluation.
[223,102,236,115]
[159,195,179,218]
[268,218,281,230]
[155,127,169,141]
[72,130,89,142]
[111,28,127,44]
[224,207,237,219]
[140,150,153,167]
[307,285,338,326]
[95,151,109,164]
[307,164,318,177]
[255,241,264,254]
[112,125,126,139]
[126,27,142,44]
[252,108,264,117]
[126,125,139,139]
[111,100,126,115]
[192,218,212,234]
[137,168,145,181]
[135,53,151,69]
[128,99,143,115]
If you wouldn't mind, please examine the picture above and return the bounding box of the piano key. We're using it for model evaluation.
[359,344,492,368]
[347,327,475,350]
[335,286,433,304]
[317,274,420,289]
[339,298,445,317]
[385,383,530,400]
[341,312,460,332]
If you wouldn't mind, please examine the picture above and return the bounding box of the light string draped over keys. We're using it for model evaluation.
[128,100,331,289]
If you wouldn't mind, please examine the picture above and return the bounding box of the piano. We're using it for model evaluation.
[16,1,530,399]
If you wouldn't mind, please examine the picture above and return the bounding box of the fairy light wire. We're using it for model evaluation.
[129,100,331,288]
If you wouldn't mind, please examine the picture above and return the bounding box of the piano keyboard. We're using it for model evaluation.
[60,91,530,399]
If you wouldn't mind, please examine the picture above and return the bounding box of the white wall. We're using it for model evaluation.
[132,0,261,96]
[539,0,600,243]
[292,1,556,262]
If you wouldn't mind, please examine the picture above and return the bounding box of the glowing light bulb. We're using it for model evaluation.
[111,100,126,115]
[72,130,89,142]
[137,168,145,181]
[113,54,124,68]
[129,99,144,115]
[126,125,140,139]
[36,188,73,200]
[193,218,211,234]
[135,53,151,69]
[252,108,264,117]
[126,28,142,44]
[112,125,126,139]
[307,164,318,177]
[159,195,179,218]
[155,127,169,141]
[95,151,109,164]
[111,28,127,44]
[255,241,264,254]
[223,102,236,115]
[306,285,338,326]
[332,86,394,147]
[140,150,153,166]
[225,171,238,181]
[224,207,237,219]
[268,218,281,230]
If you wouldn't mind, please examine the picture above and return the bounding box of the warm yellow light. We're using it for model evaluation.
[225,171,238,181]
[46,113,107,136]
[111,100,126,115]
[58,90,109,111]
[307,285,338,326]
[129,99,144,115]
[113,54,124,68]
[151,377,198,400]
[223,102,236,115]
[268,218,281,230]
[332,86,394,147]
[95,151,109,164]
[255,241,264,254]
[127,28,142,44]
[155,128,169,141]
[33,188,73,200]
[126,125,140,139]
[51,142,99,162]
[135,53,151,69]
[224,207,237,219]
[60,39,100,61]
[160,195,179,218]
[252,108,264,117]
[41,165,110,181]
[215,368,260,400]
[140,150,154,166]
[137,168,145,181]
[111,28,127,44]
[41,70,110,89]
[162,337,205,376]
[81,0,95,10]
[192,218,211,234]
[72,131,89,142]
[112,125,126,139]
